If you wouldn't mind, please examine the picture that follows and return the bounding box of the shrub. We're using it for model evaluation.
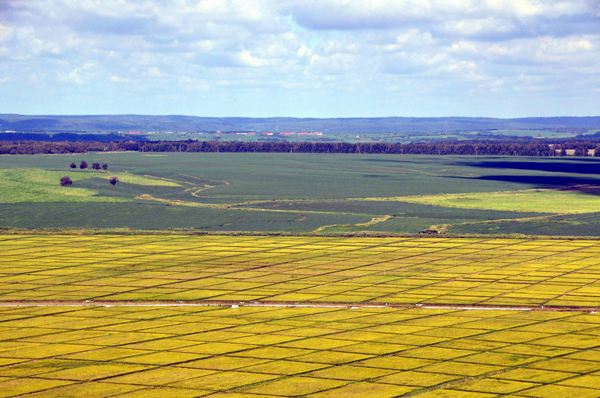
[60,176,73,187]
[102,163,108,170]
[69,162,76,169]
[110,176,119,185]
[80,161,88,169]
[92,163,101,170]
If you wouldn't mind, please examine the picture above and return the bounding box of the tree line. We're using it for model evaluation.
[2,139,600,156]
[71,161,108,170]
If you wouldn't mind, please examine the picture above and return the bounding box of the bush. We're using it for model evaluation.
[92,162,101,170]
[69,162,76,169]
[110,176,119,185]
[80,161,88,169]
[60,176,72,187]
[102,163,108,170]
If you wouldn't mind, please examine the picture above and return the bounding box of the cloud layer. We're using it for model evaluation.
[0,0,598,117]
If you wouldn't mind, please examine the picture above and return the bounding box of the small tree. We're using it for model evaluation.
[92,162,101,170]
[60,176,72,187]
[110,176,119,186]
[69,162,76,169]
[80,161,88,169]
[574,146,588,157]
[102,163,108,170]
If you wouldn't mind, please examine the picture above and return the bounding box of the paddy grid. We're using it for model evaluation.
[2,305,600,397]
[2,235,600,307]
[3,235,600,397]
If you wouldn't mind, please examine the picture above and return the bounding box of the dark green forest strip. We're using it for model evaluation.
[2,139,600,156]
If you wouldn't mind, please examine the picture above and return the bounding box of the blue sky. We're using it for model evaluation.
[0,0,599,118]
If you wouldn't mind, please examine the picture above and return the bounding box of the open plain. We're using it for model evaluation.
[2,153,600,235]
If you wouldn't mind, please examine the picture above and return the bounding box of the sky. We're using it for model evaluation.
[0,0,599,118]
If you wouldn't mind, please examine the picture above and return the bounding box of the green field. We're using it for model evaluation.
[396,189,600,214]
[0,153,600,235]
[0,169,178,204]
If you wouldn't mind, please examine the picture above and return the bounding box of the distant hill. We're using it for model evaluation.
[1,114,599,133]
[0,132,146,142]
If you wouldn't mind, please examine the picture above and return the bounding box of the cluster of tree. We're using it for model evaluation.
[70,161,108,170]
[4,139,600,157]
[60,175,119,187]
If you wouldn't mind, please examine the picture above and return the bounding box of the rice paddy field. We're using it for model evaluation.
[2,234,600,397]
[3,235,600,307]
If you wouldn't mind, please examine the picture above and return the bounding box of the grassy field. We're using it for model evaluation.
[1,153,600,234]
[0,169,178,204]
[2,236,600,397]
[452,213,600,236]
[0,203,372,231]
[395,189,600,214]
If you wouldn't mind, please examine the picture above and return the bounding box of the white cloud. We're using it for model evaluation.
[0,0,598,116]
[58,61,97,84]
[108,75,130,83]
[289,0,594,30]
[178,76,209,91]
[0,23,13,42]
[441,18,516,37]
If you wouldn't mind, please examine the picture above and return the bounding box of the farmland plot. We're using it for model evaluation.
[2,235,600,397]
[2,235,600,307]
[1,305,600,397]
[2,153,600,234]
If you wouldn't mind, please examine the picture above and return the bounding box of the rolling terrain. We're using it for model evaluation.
[2,114,600,134]
[0,153,599,235]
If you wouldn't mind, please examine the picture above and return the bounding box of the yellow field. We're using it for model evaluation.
[1,235,600,307]
[0,305,600,397]
[2,235,600,397]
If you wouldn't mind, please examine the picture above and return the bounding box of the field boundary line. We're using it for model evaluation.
[5,229,600,240]
[0,300,598,312]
